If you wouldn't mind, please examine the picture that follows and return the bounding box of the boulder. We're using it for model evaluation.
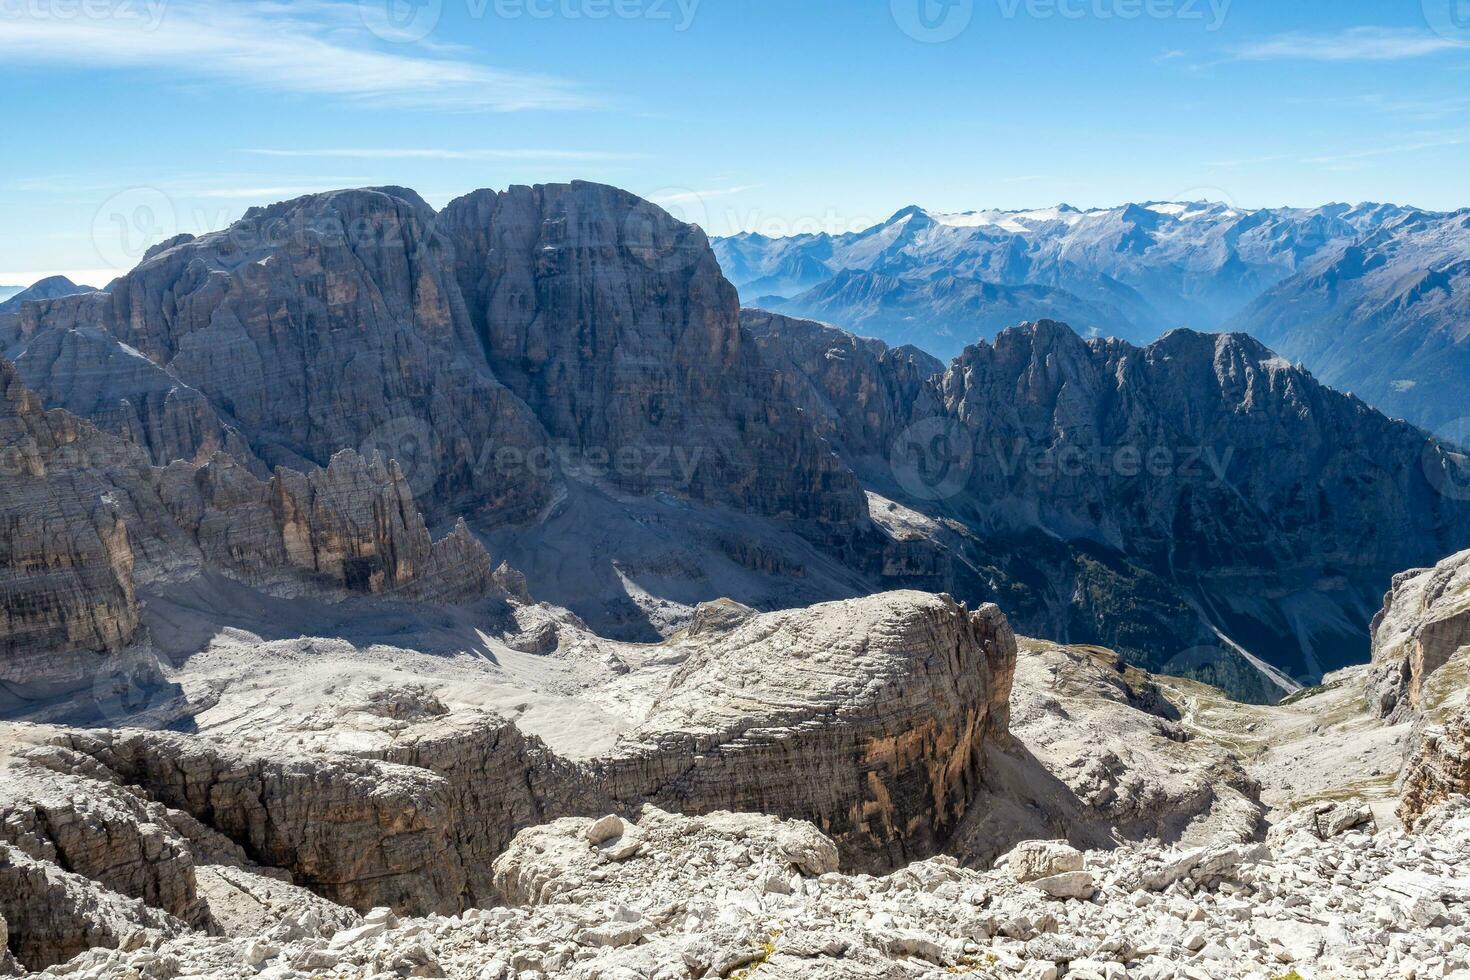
[1002,840,1086,884]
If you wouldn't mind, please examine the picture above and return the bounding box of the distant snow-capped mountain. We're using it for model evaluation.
[714,200,1421,347]
[1231,208,1470,440]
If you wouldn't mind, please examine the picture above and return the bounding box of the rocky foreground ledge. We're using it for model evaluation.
[21,797,1470,980]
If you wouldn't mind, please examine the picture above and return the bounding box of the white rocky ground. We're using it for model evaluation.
[33,797,1470,980]
[4,568,1468,979]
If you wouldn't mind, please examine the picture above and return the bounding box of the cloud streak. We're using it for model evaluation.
[1231,27,1470,62]
[0,0,594,111]
[651,186,759,205]
[241,148,643,161]
[1300,133,1469,166]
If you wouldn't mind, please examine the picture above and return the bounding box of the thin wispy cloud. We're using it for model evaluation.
[1279,92,1470,124]
[242,148,644,161]
[1231,27,1470,62]
[1300,133,1469,166]
[0,0,594,111]
[652,186,760,205]
[1206,153,1292,170]
[10,172,377,198]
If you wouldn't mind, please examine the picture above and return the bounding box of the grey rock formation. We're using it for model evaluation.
[439,182,869,530]
[156,449,500,603]
[7,182,1464,700]
[0,183,872,537]
[13,325,259,469]
[0,841,184,971]
[0,359,509,700]
[1368,548,1470,720]
[2,182,888,673]
[28,796,1470,979]
[597,591,1015,869]
[925,321,1470,686]
[1365,549,1470,824]
[0,276,93,315]
[2,591,1014,924]
[751,313,1470,696]
[2,188,554,524]
[741,308,942,468]
[1400,713,1470,826]
[0,359,145,698]
[0,756,211,931]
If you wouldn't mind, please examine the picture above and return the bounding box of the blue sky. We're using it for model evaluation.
[2,0,1468,285]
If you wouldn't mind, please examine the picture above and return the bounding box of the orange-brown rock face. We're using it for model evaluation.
[596,591,1016,869]
[1,358,506,698]
[1368,549,1470,720]
[1399,708,1470,827]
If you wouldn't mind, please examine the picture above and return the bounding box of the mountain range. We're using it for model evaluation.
[3,184,1469,706]
[1231,208,1470,440]
[715,202,1470,438]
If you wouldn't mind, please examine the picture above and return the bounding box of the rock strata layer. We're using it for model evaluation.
[0,359,511,698]
[1,591,1016,939]
[1369,548,1470,720]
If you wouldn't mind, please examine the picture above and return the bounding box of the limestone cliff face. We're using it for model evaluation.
[10,182,1467,702]
[0,360,507,696]
[439,183,869,529]
[8,184,877,539]
[157,449,497,603]
[11,325,259,471]
[1364,550,1470,824]
[33,592,1016,915]
[0,360,143,696]
[740,309,942,467]
[600,592,1014,869]
[0,762,210,932]
[951,324,1470,686]
[1399,708,1470,826]
[1,183,891,696]
[4,188,553,524]
[935,324,1468,597]
[746,315,1470,693]
[1368,549,1470,720]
